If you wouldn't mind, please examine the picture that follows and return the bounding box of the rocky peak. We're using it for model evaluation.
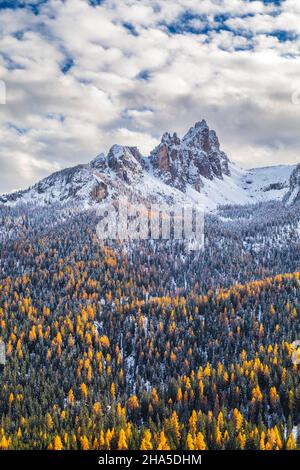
[183,120,230,180]
[0,119,295,210]
[106,145,143,184]
[90,153,107,171]
[149,120,231,192]
[161,132,181,146]
[89,145,143,184]
[209,129,221,151]
[127,146,143,162]
[151,133,179,167]
[149,131,185,190]
[183,119,209,143]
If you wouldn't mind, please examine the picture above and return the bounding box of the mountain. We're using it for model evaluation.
[283,164,300,205]
[147,120,230,192]
[241,164,295,203]
[0,120,296,211]
[0,144,189,209]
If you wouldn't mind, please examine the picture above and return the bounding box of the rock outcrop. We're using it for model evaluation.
[284,164,300,205]
[149,120,230,192]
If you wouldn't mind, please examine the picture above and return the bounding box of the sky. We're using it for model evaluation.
[1,0,300,193]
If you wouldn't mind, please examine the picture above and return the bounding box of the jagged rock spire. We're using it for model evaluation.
[150,120,230,192]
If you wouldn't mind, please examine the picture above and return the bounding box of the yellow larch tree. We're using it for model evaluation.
[118,429,128,450]
[140,429,153,450]
[53,435,63,451]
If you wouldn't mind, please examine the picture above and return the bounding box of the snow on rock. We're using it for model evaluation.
[243,164,295,203]
[148,119,230,192]
[283,163,300,205]
[0,121,296,212]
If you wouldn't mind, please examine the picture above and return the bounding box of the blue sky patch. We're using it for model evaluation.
[8,122,27,135]
[46,113,65,122]
[269,30,299,42]
[137,70,151,81]
[0,52,24,70]
[163,11,257,38]
[88,0,104,6]
[0,0,48,14]
[123,22,138,37]
[60,57,74,75]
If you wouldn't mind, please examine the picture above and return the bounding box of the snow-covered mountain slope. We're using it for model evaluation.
[0,164,99,208]
[283,164,300,205]
[0,121,296,212]
[241,164,296,203]
[0,145,190,209]
[182,163,294,211]
[191,164,249,210]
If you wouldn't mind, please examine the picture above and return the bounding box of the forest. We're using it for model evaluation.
[0,200,299,450]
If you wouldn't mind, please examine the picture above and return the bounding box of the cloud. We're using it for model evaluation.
[0,0,300,193]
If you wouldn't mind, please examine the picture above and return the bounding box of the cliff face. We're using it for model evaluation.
[284,164,300,205]
[0,120,294,211]
[150,120,230,191]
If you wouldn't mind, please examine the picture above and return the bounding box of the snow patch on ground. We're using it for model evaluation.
[242,164,295,202]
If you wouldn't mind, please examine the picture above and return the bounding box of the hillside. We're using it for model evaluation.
[0,200,299,449]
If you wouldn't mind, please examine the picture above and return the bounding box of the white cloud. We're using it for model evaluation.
[0,0,300,193]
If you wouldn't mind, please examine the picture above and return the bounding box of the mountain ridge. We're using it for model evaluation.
[0,120,296,211]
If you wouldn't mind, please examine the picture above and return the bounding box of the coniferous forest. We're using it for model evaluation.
[2,0,300,461]
[0,201,299,451]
